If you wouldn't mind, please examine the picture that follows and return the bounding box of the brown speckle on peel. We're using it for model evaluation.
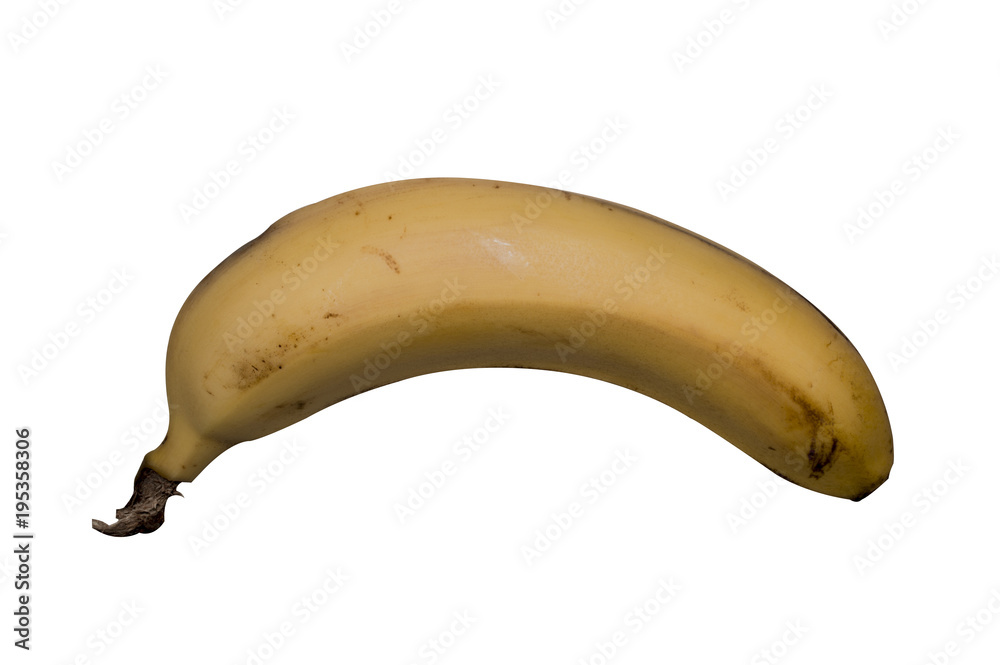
[361,245,401,273]
[726,288,751,313]
[234,357,280,390]
[324,312,340,319]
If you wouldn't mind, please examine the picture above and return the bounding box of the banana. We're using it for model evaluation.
[93,177,892,536]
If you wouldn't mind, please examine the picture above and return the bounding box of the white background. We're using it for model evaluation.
[3,1,1000,663]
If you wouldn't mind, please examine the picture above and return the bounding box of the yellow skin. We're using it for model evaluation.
[95,178,892,536]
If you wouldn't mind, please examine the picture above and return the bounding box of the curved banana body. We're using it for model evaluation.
[94,178,892,536]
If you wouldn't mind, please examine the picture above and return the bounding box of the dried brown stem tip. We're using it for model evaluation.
[92,467,183,537]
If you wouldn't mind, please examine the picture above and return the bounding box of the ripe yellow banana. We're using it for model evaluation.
[93,177,892,536]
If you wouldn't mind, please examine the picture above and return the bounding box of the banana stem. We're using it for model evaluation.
[92,467,183,537]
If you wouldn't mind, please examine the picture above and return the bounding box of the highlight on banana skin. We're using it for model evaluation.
[93,177,893,537]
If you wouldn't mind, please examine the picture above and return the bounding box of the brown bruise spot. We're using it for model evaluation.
[324,312,340,319]
[217,327,317,394]
[506,324,550,339]
[274,400,308,412]
[748,357,842,480]
[787,387,842,480]
[361,245,401,273]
